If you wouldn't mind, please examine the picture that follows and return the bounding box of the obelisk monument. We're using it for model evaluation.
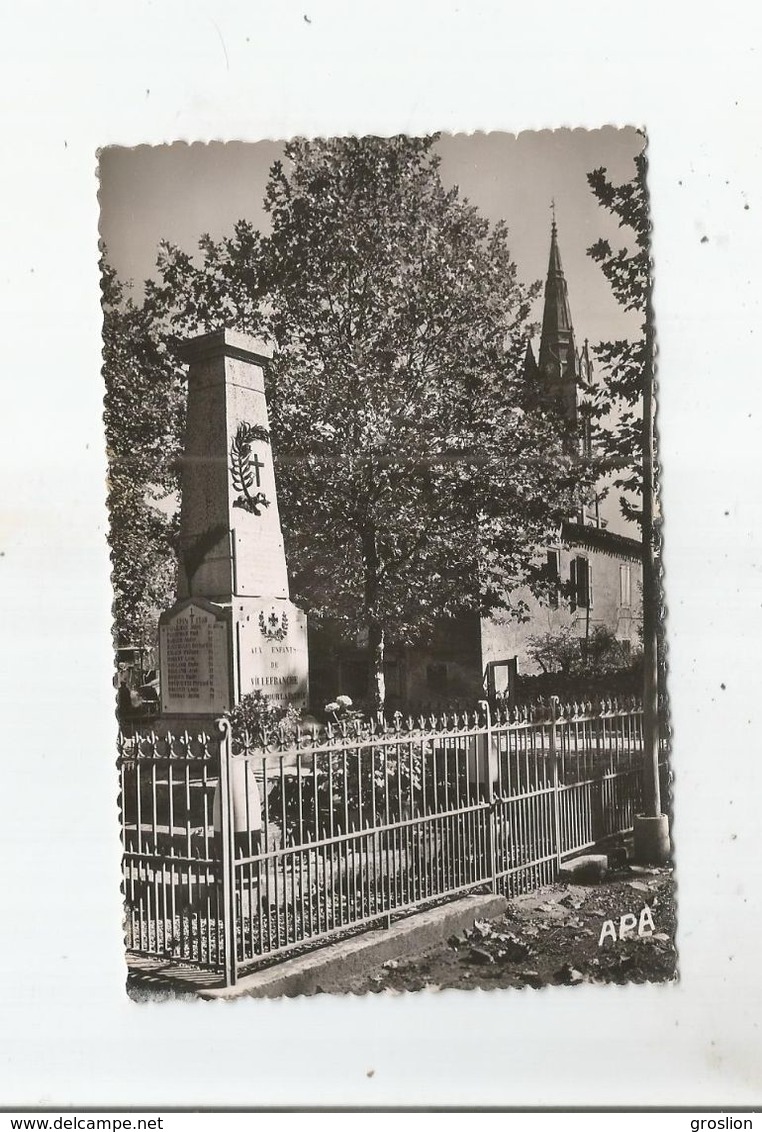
[158,329,309,716]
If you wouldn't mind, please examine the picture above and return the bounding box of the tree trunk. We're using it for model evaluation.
[367,620,386,718]
[362,522,385,717]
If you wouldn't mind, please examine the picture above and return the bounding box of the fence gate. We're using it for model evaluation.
[118,724,226,972]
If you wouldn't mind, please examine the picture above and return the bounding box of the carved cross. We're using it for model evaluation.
[250,452,265,488]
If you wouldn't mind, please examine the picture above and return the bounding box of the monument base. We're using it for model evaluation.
[158,595,309,718]
[143,714,223,741]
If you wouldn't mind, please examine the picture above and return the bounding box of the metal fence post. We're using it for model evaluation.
[217,717,237,988]
[549,696,563,873]
[478,699,498,893]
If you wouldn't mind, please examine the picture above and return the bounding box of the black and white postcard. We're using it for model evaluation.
[2,0,761,1114]
[100,129,676,1001]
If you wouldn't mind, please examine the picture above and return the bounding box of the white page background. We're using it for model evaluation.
[1,0,760,1109]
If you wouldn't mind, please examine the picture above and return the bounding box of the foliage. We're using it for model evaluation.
[527,626,582,677]
[267,742,425,845]
[149,135,591,708]
[226,691,301,751]
[527,625,639,678]
[323,694,364,725]
[227,692,422,842]
[586,149,651,527]
[101,260,185,647]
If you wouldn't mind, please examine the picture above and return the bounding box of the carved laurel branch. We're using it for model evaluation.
[259,609,289,641]
[230,422,271,515]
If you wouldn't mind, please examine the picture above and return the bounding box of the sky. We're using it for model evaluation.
[99,127,645,348]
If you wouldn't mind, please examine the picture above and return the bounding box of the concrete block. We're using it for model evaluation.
[633,814,671,865]
[558,853,608,884]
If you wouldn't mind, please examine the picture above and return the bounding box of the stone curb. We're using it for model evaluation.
[198,893,508,999]
[558,853,608,883]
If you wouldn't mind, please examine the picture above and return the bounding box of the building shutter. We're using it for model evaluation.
[577,556,587,608]
[547,550,560,608]
[620,563,631,607]
[572,554,590,608]
[587,559,594,609]
[569,557,577,611]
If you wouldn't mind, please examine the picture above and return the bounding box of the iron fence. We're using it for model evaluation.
[118,696,650,986]
[119,726,224,970]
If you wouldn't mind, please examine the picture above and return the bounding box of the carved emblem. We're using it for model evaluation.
[230,422,271,515]
[259,609,289,641]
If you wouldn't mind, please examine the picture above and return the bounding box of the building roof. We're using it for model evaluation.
[538,220,577,377]
[562,520,643,561]
[529,218,584,429]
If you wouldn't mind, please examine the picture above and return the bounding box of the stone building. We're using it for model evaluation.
[310,220,643,710]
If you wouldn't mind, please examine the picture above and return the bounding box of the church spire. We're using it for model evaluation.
[537,214,579,424]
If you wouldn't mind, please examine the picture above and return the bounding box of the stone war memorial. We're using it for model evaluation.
[158,329,309,721]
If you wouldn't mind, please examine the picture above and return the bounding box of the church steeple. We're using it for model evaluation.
[537,216,580,425]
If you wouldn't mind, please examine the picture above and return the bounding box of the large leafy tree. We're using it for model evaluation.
[148,136,588,709]
[587,149,666,832]
[586,150,650,528]
[102,261,185,649]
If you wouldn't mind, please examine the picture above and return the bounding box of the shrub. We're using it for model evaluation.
[226,691,301,752]
[527,625,640,678]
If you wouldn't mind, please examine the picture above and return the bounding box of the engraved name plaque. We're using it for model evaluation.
[159,599,231,715]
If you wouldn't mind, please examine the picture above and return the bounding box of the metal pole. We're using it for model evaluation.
[633,259,670,864]
[217,717,237,988]
[478,699,497,892]
[550,696,562,872]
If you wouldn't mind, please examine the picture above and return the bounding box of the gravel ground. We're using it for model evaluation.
[335,864,677,993]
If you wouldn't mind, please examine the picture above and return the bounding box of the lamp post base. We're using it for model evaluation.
[633,814,671,866]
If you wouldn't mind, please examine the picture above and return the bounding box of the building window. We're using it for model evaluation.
[570,554,592,610]
[619,563,632,608]
[546,549,560,608]
[426,663,448,695]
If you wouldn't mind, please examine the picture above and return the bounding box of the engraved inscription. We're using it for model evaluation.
[165,616,214,699]
[160,603,230,714]
[237,602,309,710]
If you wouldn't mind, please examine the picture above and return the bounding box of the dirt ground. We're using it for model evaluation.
[337,864,677,994]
